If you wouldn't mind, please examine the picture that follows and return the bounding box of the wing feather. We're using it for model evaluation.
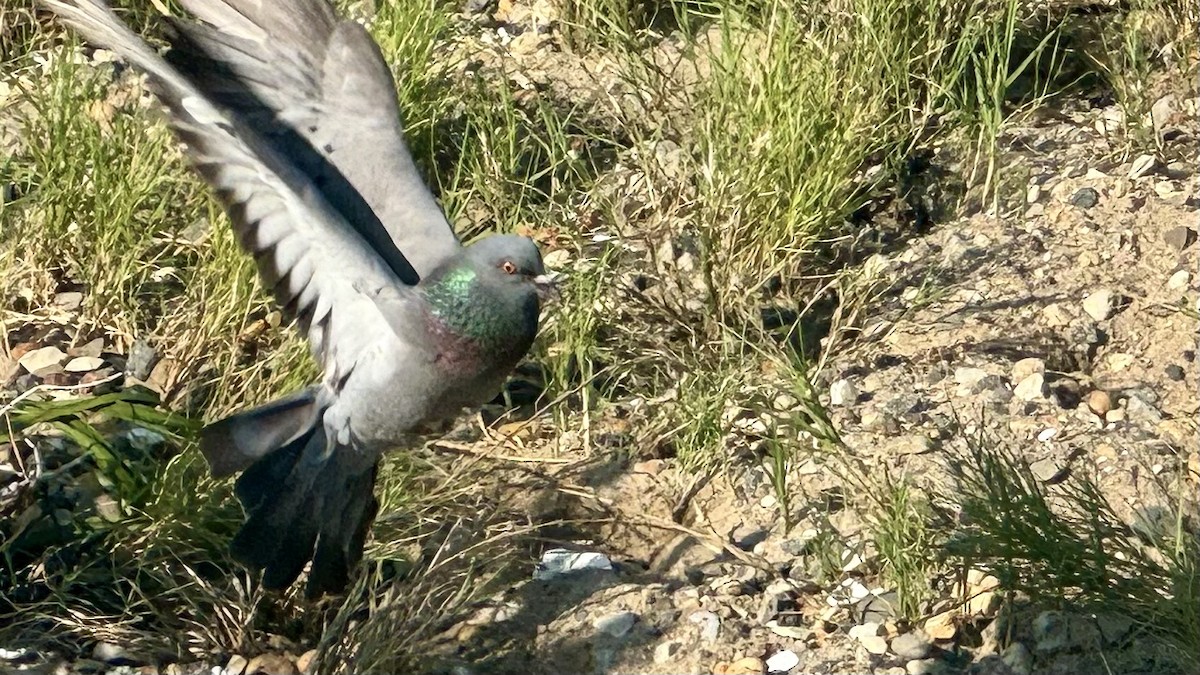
[166,0,461,282]
[41,0,409,378]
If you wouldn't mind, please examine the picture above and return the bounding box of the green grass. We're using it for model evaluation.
[867,477,942,621]
[947,432,1200,672]
[1,0,1196,671]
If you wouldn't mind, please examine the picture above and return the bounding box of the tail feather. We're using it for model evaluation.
[229,426,324,579]
[200,389,379,597]
[308,462,379,597]
[200,387,321,478]
[232,432,306,513]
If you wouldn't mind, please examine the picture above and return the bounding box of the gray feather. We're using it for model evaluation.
[199,386,320,477]
[165,0,461,282]
[39,0,414,380]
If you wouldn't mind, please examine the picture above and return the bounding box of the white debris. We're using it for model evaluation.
[766,649,800,673]
[533,548,613,580]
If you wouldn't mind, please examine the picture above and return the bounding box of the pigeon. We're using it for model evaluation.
[41,0,552,597]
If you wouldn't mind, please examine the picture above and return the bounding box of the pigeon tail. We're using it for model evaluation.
[199,387,323,478]
[200,390,379,597]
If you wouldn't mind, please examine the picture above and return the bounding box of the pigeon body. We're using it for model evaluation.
[42,0,548,596]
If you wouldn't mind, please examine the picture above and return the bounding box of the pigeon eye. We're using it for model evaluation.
[501,260,518,275]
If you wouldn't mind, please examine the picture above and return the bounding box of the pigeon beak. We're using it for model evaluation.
[533,271,563,302]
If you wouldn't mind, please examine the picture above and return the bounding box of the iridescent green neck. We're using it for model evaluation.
[424,265,483,333]
[423,264,527,355]
[420,261,537,367]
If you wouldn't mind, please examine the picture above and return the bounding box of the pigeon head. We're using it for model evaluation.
[461,233,547,289]
[420,234,549,364]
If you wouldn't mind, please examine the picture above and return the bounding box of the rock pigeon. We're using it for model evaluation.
[41,0,552,597]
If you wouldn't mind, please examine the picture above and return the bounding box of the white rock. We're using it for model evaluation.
[907,659,945,675]
[1082,289,1116,321]
[829,379,857,406]
[954,367,989,388]
[860,635,888,654]
[849,622,883,640]
[1167,269,1190,290]
[1014,373,1048,401]
[1037,427,1058,442]
[1010,358,1046,383]
[1150,94,1176,134]
[653,640,680,664]
[593,611,637,638]
[765,649,800,673]
[1128,154,1157,179]
[1032,456,1060,482]
[848,580,871,601]
[18,346,66,373]
[93,641,130,663]
[64,356,105,373]
[688,610,721,643]
[1041,303,1076,327]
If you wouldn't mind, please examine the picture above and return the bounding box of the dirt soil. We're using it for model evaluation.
[413,10,1200,675]
[1,2,1197,675]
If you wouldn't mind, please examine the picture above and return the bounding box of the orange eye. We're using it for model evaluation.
[501,261,517,275]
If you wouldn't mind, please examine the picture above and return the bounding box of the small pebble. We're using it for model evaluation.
[765,649,800,673]
[688,610,721,643]
[1167,269,1190,290]
[1010,357,1045,383]
[954,367,989,389]
[1082,289,1117,321]
[224,655,249,675]
[890,631,932,659]
[64,356,105,372]
[53,291,84,310]
[1128,154,1156,179]
[860,635,888,654]
[92,642,134,664]
[1069,187,1099,208]
[1014,373,1047,401]
[244,654,296,675]
[653,640,680,664]
[829,378,858,406]
[1162,226,1197,251]
[18,346,66,374]
[907,658,948,675]
[1002,642,1034,675]
[125,339,160,380]
[593,611,637,638]
[849,622,883,640]
[1085,390,1113,416]
[1030,458,1062,483]
[1165,364,1185,381]
[295,650,317,674]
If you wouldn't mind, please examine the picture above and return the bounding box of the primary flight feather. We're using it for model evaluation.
[41,0,550,597]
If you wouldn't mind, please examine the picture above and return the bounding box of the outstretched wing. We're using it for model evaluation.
[163,0,461,283]
[42,0,410,383]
